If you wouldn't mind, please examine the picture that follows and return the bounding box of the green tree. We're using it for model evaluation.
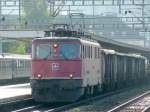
[23,0,50,26]
[3,40,30,54]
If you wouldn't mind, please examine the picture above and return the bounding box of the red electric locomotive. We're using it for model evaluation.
[31,29,101,102]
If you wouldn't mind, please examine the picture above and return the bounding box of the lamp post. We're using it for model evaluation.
[125,10,146,47]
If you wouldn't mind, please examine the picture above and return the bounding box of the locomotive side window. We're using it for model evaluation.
[81,45,83,58]
[83,45,85,58]
[81,45,84,58]
[95,47,96,58]
[86,46,88,58]
[87,46,89,58]
[91,46,93,58]
[36,44,51,59]
[89,46,91,58]
[98,48,100,58]
[88,46,91,58]
[95,47,97,58]
[85,46,87,58]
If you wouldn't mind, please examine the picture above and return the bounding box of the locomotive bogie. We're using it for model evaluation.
[31,79,84,102]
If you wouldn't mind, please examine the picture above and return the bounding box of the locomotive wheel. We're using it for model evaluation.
[84,86,90,97]
[93,84,100,95]
[87,86,90,95]
[83,87,87,96]
[90,86,94,95]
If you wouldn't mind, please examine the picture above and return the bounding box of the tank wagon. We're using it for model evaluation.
[31,30,148,102]
[0,53,31,84]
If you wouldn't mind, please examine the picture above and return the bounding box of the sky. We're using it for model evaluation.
[1,0,149,17]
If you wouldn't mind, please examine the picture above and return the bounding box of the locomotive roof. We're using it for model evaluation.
[102,49,145,59]
[33,36,78,40]
[0,53,31,59]
[33,36,100,46]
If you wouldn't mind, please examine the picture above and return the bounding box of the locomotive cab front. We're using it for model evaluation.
[31,37,83,102]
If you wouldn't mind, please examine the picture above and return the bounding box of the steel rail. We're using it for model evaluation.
[12,105,43,112]
[142,105,150,112]
[6,84,150,112]
[0,97,37,112]
[108,91,150,112]
[44,87,135,112]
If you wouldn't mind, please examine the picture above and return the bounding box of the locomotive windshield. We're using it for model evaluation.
[34,42,80,60]
[59,44,79,59]
[36,44,51,59]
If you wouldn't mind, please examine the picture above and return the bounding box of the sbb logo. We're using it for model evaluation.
[51,63,60,71]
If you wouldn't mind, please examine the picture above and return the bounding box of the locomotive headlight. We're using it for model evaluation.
[53,43,58,48]
[69,74,73,79]
[37,74,42,78]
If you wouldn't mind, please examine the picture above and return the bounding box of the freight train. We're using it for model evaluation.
[31,29,149,102]
[0,53,31,85]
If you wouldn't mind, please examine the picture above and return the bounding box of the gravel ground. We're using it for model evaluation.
[66,82,150,112]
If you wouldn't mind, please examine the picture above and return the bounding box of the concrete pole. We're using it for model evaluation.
[19,0,21,22]
[0,0,1,18]
[142,0,146,47]
[118,0,121,14]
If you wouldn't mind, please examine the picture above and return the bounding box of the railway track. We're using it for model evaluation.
[0,97,37,112]
[12,104,64,112]
[108,91,150,112]
[11,87,137,112]
[2,86,150,112]
[12,105,43,112]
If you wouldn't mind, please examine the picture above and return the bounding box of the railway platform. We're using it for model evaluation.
[0,83,31,104]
